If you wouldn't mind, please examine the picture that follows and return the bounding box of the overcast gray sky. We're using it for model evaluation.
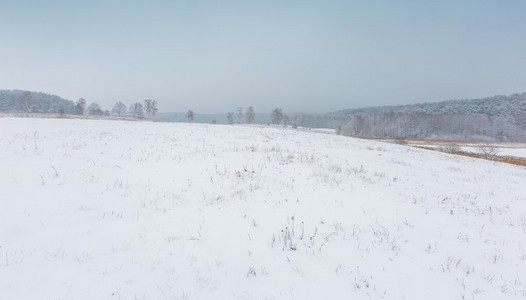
[1,0,525,113]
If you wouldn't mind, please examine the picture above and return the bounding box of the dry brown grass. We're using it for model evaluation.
[414,146,526,167]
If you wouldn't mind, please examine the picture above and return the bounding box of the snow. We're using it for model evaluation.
[1,117,526,299]
[403,141,526,158]
[491,147,526,157]
[460,146,526,158]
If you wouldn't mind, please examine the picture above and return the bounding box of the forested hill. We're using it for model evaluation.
[0,89,75,114]
[295,93,526,142]
[329,93,526,117]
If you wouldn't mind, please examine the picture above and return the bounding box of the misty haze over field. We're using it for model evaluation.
[1,1,525,113]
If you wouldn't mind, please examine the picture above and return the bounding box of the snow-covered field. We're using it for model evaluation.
[1,118,526,299]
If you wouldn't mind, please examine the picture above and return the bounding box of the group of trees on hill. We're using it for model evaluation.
[72,98,158,119]
[183,106,290,126]
[223,106,256,124]
[223,106,290,126]
[0,90,158,120]
[1,90,295,127]
[5,89,525,141]
[295,93,526,142]
[73,98,109,116]
[337,112,526,141]
[0,90,75,114]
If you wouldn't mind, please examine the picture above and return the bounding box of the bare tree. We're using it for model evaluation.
[18,91,32,112]
[226,112,234,125]
[75,98,86,115]
[151,100,158,117]
[87,102,103,116]
[236,107,243,123]
[478,143,500,160]
[245,106,255,124]
[58,107,66,118]
[271,108,283,125]
[130,102,144,119]
[144,99,152,117]
[112,102,127,117]
[143,99,158,119]
[186,109,195,122]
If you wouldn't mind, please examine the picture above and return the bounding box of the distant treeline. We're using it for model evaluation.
[0,89,158,119]
[0,89,75,114]
[295,93,526,142]
[3,89,526,141]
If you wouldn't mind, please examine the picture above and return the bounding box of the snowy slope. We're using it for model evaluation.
[1,118,526,300]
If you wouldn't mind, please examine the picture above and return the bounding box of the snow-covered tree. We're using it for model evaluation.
[130,102,144,119]
[226,112,234,125]
[143,99,158,119]
[87,102,103,116]
[186,109,195,122]
[75,98,86,115]
[271,108,283,125]
[245,106,255,124]
[236,107,243,123]
[112,102,127,116]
